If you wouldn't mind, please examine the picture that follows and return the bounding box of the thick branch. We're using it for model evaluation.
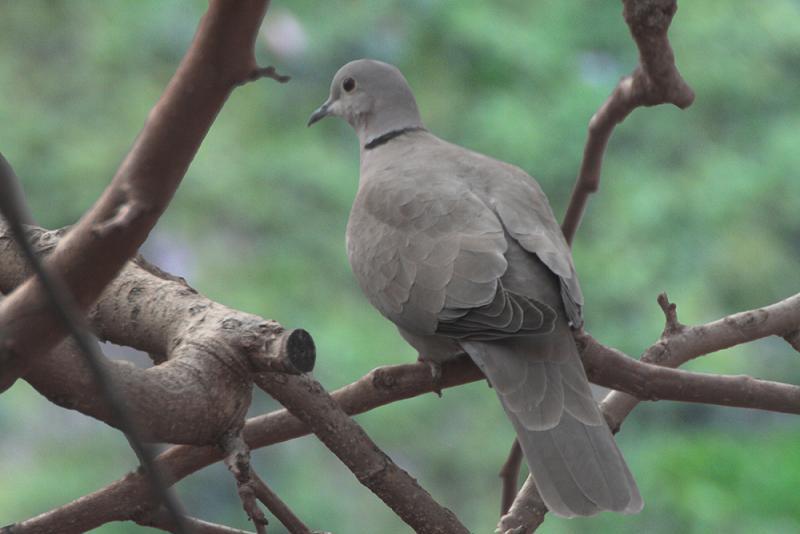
[0,226,313,445]
[8,358,479,534]
[0,0,275,391]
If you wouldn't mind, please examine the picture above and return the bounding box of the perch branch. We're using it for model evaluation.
[602,292,800,432]
[497,291,800,533]
[579,331,800,414]
[23,278,800,534]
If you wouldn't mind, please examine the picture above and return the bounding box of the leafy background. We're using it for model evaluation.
[1,1,799,532]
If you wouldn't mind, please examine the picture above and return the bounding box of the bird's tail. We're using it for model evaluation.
[462,331,642,517]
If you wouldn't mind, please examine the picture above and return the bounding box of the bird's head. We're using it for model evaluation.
[308,59,424,146]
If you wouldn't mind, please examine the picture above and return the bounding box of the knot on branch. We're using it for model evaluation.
[623,0,677,36]
[371,367,397,390]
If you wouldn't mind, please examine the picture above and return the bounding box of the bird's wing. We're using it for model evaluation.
[348,173,554,338]
[482,157,584,327]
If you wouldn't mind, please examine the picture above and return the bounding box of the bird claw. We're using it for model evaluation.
[420,358,443,397]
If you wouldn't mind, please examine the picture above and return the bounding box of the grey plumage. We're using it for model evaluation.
[310,59,642,518]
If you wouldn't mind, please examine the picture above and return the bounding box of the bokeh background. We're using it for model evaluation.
[1,1,799,532]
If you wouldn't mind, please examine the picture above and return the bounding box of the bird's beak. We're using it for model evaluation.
[307,100,331,127]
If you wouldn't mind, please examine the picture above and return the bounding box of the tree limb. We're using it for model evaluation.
[250,472,318,534]
[561,0,694,244]
[17,281,800,533]
[0,0,277,391]
[498,440,523,516]
[603,292,800,432]
[136,510,257,534]
[255,372,470,534]
[0,226,312,445]
[579,331,800,415]
[496,292,800,533]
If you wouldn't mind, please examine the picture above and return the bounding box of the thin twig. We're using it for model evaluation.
[138,509,257,534]
[498,440,523,516]
[223,434,268,534]
[251,472,317,534]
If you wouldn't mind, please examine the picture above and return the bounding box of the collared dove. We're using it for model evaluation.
[309,59,642,518]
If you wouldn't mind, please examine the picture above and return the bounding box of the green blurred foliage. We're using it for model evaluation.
[1,1,799,532]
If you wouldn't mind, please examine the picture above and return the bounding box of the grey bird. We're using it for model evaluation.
[309,59,642,518]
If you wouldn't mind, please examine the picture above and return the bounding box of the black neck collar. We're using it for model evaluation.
[364,126,425,150]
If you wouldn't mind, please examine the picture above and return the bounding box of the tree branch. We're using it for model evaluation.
[20,279,800,533]
[579,331,800,414]
[0,0,276,391]
[498,440,523,516]
[603,292,800,432]
[497,292,800,533]
[0,159,189,532]
[136,510,257,534]
[250,472,317,534]
[561,0,694,244]
[0,226,313,445]
[255,372,470,534]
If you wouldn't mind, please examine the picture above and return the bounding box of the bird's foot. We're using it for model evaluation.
[419,357,443,397]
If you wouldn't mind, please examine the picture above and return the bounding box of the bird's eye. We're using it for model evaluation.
[342,77,356,92]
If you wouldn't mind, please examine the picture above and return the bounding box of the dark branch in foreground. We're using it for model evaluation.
[0,0,275,392]
[0,157,189,532]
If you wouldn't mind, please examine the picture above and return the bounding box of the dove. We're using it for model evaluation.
[308,59,642,518]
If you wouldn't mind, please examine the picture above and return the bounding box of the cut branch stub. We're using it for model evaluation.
[285,329,316,373]
[256,328,316,374]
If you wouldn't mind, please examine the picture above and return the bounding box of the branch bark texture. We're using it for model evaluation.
[0,0,273,391]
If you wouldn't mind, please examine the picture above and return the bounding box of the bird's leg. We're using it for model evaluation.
[418,355,443,397]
